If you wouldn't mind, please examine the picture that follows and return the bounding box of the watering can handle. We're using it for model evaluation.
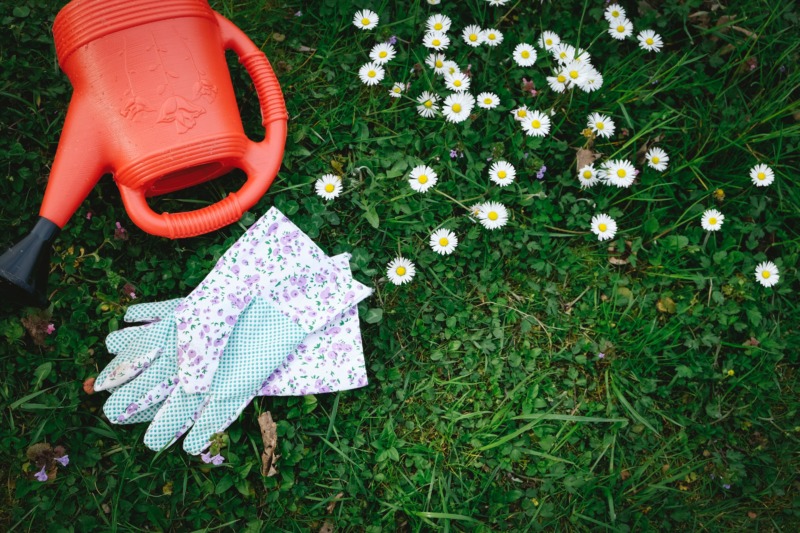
[119,12,288,240]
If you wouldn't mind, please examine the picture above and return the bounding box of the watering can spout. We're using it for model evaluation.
[0,218,60,308]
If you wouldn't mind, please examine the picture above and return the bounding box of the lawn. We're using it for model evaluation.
[1,0,798,530]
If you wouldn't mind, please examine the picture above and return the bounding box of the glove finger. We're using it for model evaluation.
[102,346,178,421]
[124,298,184,323]
[183,394,253,455]
[105,326,141,354]
[95,346,163,391]
[143,387,207,452]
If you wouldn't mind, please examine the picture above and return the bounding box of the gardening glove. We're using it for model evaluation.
[174,206,364,395]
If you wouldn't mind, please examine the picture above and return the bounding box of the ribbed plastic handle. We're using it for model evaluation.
[121,12,288,239]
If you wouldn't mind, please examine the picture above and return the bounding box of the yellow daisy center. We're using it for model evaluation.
[617,169,627,178]
[617,25,625,33]
[583,170,592,179]
[484,98,492,104]
[439,237,449,246]
[454,80,462,87]
[396,266,406,276]
[435,59,443,67]
[597,122,605,130]
[569,70,579,79]
[531,120,541,129]
[361,18,370,26]
[424,100,433,108]
[557,74,566,83]
[652,156,660,164]
[379,51,387,58]
[612,10,619,17]
[761,270,770,278]
[646,37,654,45]
[488,211,498,221]
[545,38,553,45]
[432,39,441,46]
[368,70,376,78]
[599,223,608,232]
[498,170,507,179]
[469,34,478,42]
[393,87,401,93]
[559,52,567,59]
[418,175,428,184]
[757,172,765,180]
[452,103,462,112]
[708,217,717,225]
[488,33,496,40]
[521,50,530,58]
[324,184,335,193]
[434,22,443,30]
[727,369,735,376]
[517,109,527,118]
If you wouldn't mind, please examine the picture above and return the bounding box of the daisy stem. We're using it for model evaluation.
[433,189,472,212]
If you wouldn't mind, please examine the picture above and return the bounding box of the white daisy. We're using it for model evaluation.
[513,43,537,67]
[551,43,575,64]
[370,43,396,64]
[388,82,406,98]
[426,53,448,74]
[442,60,460,77]
[444,71,471,92]
[441,92,475,123]
[750,164,775,187]
[578,69,604,92]
[478,202,509,230]
[538,31,561,50]
[578,164,600,188]
[638,30,664,52]
[427,0,440,4]
[430,229,458,255]
[609,18,634,40]
[604,4,626,23]
[587,112,615,138]
[489,161,516,187]
[701,209,724,231]
[603,160,637,188]
[646,147,669,171]
[482,28,503,46]
[387,257,415,285]
[426,14,452,33]
[571,47,592,65]
[353,10,379,30]
[754,261,779,288]
[358,62,385,86]
[512,106,530,122]
[591,214,618,241]
[416,91,440,118]
[564,61,590,88]
[521,111,551,137]
[547,73,568,93]
[408,165,438,193]
[314,174,342,200]
[423,31,450,51]
[486,0,510,5]
[462,25,484,47]
[476,92,500,109]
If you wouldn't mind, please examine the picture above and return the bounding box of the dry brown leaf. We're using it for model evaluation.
[326,492,344,514]
[743,337,760,347]
[258,412,279,477]
[635,135,664,164]
[576,147,601,170]
[657,297,677,314]
[272,32,286,42]
[620,469,631,481]
[608,256,629,266]
[319,520,335,533]
[688,11,711,29]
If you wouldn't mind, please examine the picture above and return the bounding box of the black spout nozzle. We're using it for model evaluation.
[0,217,61,308]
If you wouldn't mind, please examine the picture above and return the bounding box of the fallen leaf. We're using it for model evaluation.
[576,147,601,170]
[272,32,286,42]
[635,135,664,164]
[743,337,760,347]
[83,377,96,395]
[319,521,335,533]
[748,512,757,519]
[608,256,629,266]
[621,469,631,480]
[162,481,173,495]
[258,412,278,477]
[657,297,677,314]
[326,492,344,514]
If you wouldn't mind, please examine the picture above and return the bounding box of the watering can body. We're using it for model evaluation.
[0,0,287,306]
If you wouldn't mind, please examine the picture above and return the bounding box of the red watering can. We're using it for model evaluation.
[0,0,288,307]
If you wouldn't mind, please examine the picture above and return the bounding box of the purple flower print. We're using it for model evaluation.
[126,403,139,414]
[225,315,237,326]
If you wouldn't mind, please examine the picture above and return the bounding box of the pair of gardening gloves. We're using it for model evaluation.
[93,207,372,455]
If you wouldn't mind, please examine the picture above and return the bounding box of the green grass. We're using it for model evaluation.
[1,0,799,530]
